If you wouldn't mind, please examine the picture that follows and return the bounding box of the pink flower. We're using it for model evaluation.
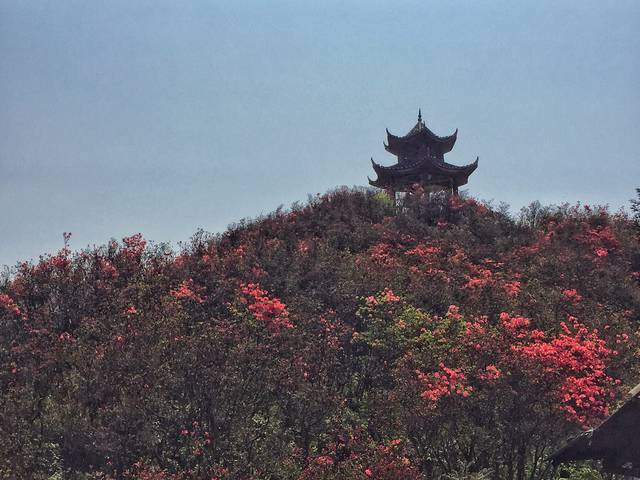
[500,312,530,332]
[297,240,311,255]
[562,289,583,303]
[418,365,472,403]
[240,283,293,332]
[446,305,462,320]
[381,288,400,303]
[479,365,502,381]
[368,243,398,268]
[171,279,205,304]
[366,296,378,306]
[315,455,334,466]
[594,248,608,258]
[405,244,441,259]
[502,281,521,297]
[122,233,147,259]
[0,294,22,318]
[98,258,118,278]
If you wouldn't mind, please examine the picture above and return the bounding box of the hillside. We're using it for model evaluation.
[1,188,639,479]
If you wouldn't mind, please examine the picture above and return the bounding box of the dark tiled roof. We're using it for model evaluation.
[368,113,478,190]
[385,121,458,155]
[550,383,640,477]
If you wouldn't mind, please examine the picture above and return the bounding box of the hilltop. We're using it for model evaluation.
[1,188,639,479]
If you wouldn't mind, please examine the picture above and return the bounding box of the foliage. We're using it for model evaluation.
[1,187,639,479]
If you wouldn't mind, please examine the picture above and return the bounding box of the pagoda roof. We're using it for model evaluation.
[368,156,478,188]
[384,112,458,155]
[368,110,479,191]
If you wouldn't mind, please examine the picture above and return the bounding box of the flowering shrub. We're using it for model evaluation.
[416,364,472,402]
[121,233,147,259]
[0,188,638,479]
[298,431,420,480]
[170,278,205,304]
[562,288,583,303]
[511,318,615,426]
[239,282,293,334]
[0,293,22,318]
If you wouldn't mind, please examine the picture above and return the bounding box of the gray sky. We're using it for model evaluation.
[1,0,639,267]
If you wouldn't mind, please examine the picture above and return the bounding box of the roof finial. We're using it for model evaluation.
[418,108,422,123]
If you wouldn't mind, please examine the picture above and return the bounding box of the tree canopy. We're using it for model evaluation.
[1,189,639,479]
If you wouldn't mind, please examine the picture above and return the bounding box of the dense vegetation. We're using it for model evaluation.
[1,188,639,479]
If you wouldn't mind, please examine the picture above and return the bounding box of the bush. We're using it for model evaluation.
[1,188,638,479]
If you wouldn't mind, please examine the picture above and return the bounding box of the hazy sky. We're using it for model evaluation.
[1,0,639,267]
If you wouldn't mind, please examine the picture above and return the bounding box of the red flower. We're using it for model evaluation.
[240,283,293,333]
[297,240,311,255]
[98,258,117,278]
[122,233,147,259]
[500,312,531,333]
[381,288,400,303]
[315,456,334,466]
[0,294,22,318]
[405,244,441,259]
[368,243,399,268]
[562,289,583,303]
[170,279,205,304]
[446,305,462,320]
[417,365,472,403]
[502,281,522,297]
[478,365,502,381]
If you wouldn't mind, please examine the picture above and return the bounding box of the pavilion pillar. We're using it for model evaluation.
[451,180,459,196]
